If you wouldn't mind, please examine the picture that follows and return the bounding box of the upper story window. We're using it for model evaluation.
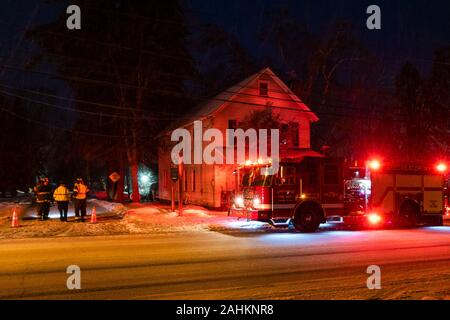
[227,119,238,146]
[281,124,289,145]
[228,119,237,129]
[259,82,269,96]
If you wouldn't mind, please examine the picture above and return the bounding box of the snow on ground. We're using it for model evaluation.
[0,198,31,224]
[2,199,448,240]
[124,203,245,233]
[0,198,127,239]
[90,199,126,215]
[0,201,20,215]
[0,200,255,239]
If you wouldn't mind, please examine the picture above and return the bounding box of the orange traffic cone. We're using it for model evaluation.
[11,207,19,228]
[90,206,97,224]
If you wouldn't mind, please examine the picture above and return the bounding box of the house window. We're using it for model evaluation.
[228,119,237,129]
[291,122,299,147]
[280,123,299,146]
[281,124,289,145]
[228,119,238,146]
[259,82,268,96]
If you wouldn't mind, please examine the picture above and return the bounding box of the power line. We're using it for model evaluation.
[0,87,193,121]
[1,82,405,124]
[0,63,411,124]
[0,62,398,117]
[0,105,141,138]
[2,45,447,118]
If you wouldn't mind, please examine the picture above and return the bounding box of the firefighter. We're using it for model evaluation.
[53,182,70,222]
[33,179,43,218]
[36,178,52,220]
[73,178,89,222]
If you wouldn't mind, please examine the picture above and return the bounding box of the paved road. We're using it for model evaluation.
[0,227,450,299]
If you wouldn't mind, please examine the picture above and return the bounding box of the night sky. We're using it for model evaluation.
[0,0,449,91]
[183,0,450,77]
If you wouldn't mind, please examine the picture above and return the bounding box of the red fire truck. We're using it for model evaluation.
[444,174,450,217]
[230,156,447,232]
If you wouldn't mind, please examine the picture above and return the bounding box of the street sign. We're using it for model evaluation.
[171,168,179,181]
[109,172,121,183]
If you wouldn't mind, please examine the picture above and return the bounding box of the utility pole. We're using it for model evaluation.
[171,181,175,212]
[178,156,183,216]
[170,165,179,212]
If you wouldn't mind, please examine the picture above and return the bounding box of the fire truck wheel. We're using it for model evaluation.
[293,202,322,233]
[398,200,420,228]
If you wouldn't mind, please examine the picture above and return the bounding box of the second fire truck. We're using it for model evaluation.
[230,156,447,232]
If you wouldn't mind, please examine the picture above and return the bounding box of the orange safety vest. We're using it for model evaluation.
[73,183,89,200]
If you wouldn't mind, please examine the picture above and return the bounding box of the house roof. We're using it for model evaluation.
[159,67,318,136]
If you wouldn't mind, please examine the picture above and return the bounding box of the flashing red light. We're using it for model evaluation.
[368,159,381,171]
[367,213,382,225]
[436,163,448,173]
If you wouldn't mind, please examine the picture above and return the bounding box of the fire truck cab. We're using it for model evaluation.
[230,156,447,232]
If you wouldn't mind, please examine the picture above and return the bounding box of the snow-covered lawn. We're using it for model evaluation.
[123,203,251,233]
[0,199,30,223]
[0,199,127,239]
[0,201,263,239]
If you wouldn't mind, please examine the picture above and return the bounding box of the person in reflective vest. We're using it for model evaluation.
[36,178,51,221]
[53,182,70,222]
[73,178,89,222]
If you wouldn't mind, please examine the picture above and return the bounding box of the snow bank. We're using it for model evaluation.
[88,199,126,215]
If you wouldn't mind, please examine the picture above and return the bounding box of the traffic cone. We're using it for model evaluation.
[90,206,97,224]
[11,207,19,228]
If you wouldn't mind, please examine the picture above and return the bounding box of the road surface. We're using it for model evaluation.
[1,226,450,299]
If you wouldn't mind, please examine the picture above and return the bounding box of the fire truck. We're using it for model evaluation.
[230,156,447,232]
[444,175,450,217]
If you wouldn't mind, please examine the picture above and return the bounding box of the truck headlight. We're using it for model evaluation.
[235,196,244,207]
